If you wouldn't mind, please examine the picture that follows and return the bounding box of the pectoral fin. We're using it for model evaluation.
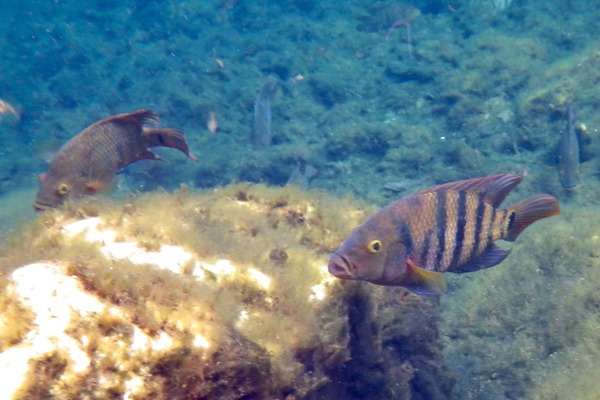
[405,258,446,295]
[84,180,108,195]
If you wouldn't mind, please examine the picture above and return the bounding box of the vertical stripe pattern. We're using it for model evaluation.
[441,191,459,270]
[408,190,514,272]
[458,191,479,265]
[434,190,447,269]
[449,190,467,268]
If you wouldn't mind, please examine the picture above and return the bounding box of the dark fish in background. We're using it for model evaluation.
[34,109,197,211]
[558,105,580,191]
[356,3,421,58]
[252,75,278,148]
[328,174,560,295]
[286,162,318,189]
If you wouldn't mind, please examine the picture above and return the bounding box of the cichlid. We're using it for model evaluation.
[328,174,560,295]
[286,162,318,190]
[252,76,278,148]
[34,109,196,211]
[558,105,580,191]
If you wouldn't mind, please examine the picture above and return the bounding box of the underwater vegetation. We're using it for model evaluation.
[440,201,600,399]
[0,185,455,399]
[1,1,600,399]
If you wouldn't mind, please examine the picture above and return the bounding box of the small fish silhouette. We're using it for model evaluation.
[286,162,318,189]
[558,105,580,191]
[357,3,421,57]
[252,76,278,148]
[207,111,218,134]
[34,110,196,211]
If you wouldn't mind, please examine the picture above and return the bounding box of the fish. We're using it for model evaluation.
[34,109,197,211]
[0,99,20,123]
[558,105,580,191]
[252,76,278,148]
[286,162,318,189]
[357,3,421,33]
[328,174,560,295]
[207,111,218,133]
[357,3,421,58]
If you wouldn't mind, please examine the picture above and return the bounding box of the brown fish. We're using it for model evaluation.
[328,174,560,295]
[34,110,197,211]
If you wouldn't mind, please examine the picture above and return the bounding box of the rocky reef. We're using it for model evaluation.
[0,185,455,399]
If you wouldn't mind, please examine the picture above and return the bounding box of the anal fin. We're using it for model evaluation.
[137,148,163,162]
[452,243,510,273]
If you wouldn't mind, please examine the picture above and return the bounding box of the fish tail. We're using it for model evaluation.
[143,128,198,161]
[505,194,560,242]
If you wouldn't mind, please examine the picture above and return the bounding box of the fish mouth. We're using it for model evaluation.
[328,253,355,279]
[33,201,53,212]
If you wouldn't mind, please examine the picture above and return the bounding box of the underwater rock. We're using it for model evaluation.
[0,184,455,399]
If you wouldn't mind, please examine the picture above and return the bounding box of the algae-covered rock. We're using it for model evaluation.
[0,184,455,399]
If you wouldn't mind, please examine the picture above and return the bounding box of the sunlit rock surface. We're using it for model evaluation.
[0,184,455,399]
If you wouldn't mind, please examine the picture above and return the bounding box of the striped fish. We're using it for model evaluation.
[34,110,197,211]
[328,174,560,295]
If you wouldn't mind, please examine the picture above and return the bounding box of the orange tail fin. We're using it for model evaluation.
[505,194,560,242]
[143,128,198,161]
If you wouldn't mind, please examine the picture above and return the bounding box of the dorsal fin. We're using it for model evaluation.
[415,174,523,207]
[83,110,160,136]
[111,109,160,128]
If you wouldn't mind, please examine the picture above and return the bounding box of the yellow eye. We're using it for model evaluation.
[56,183,70,196]
[367,240,382,253]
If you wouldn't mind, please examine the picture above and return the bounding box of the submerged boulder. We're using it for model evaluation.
[0,184,455,399]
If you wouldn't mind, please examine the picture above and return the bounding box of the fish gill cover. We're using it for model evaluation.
[1,0,600,399]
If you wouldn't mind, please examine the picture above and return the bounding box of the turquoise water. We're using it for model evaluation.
[1,1,599,398]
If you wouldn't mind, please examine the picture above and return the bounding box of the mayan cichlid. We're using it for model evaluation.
[34,109,197,211]
[558,105,580,191]
[328,174,560,295]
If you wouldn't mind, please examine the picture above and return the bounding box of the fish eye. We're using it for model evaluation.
[56,183,70,195]
[367,240,382,254]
